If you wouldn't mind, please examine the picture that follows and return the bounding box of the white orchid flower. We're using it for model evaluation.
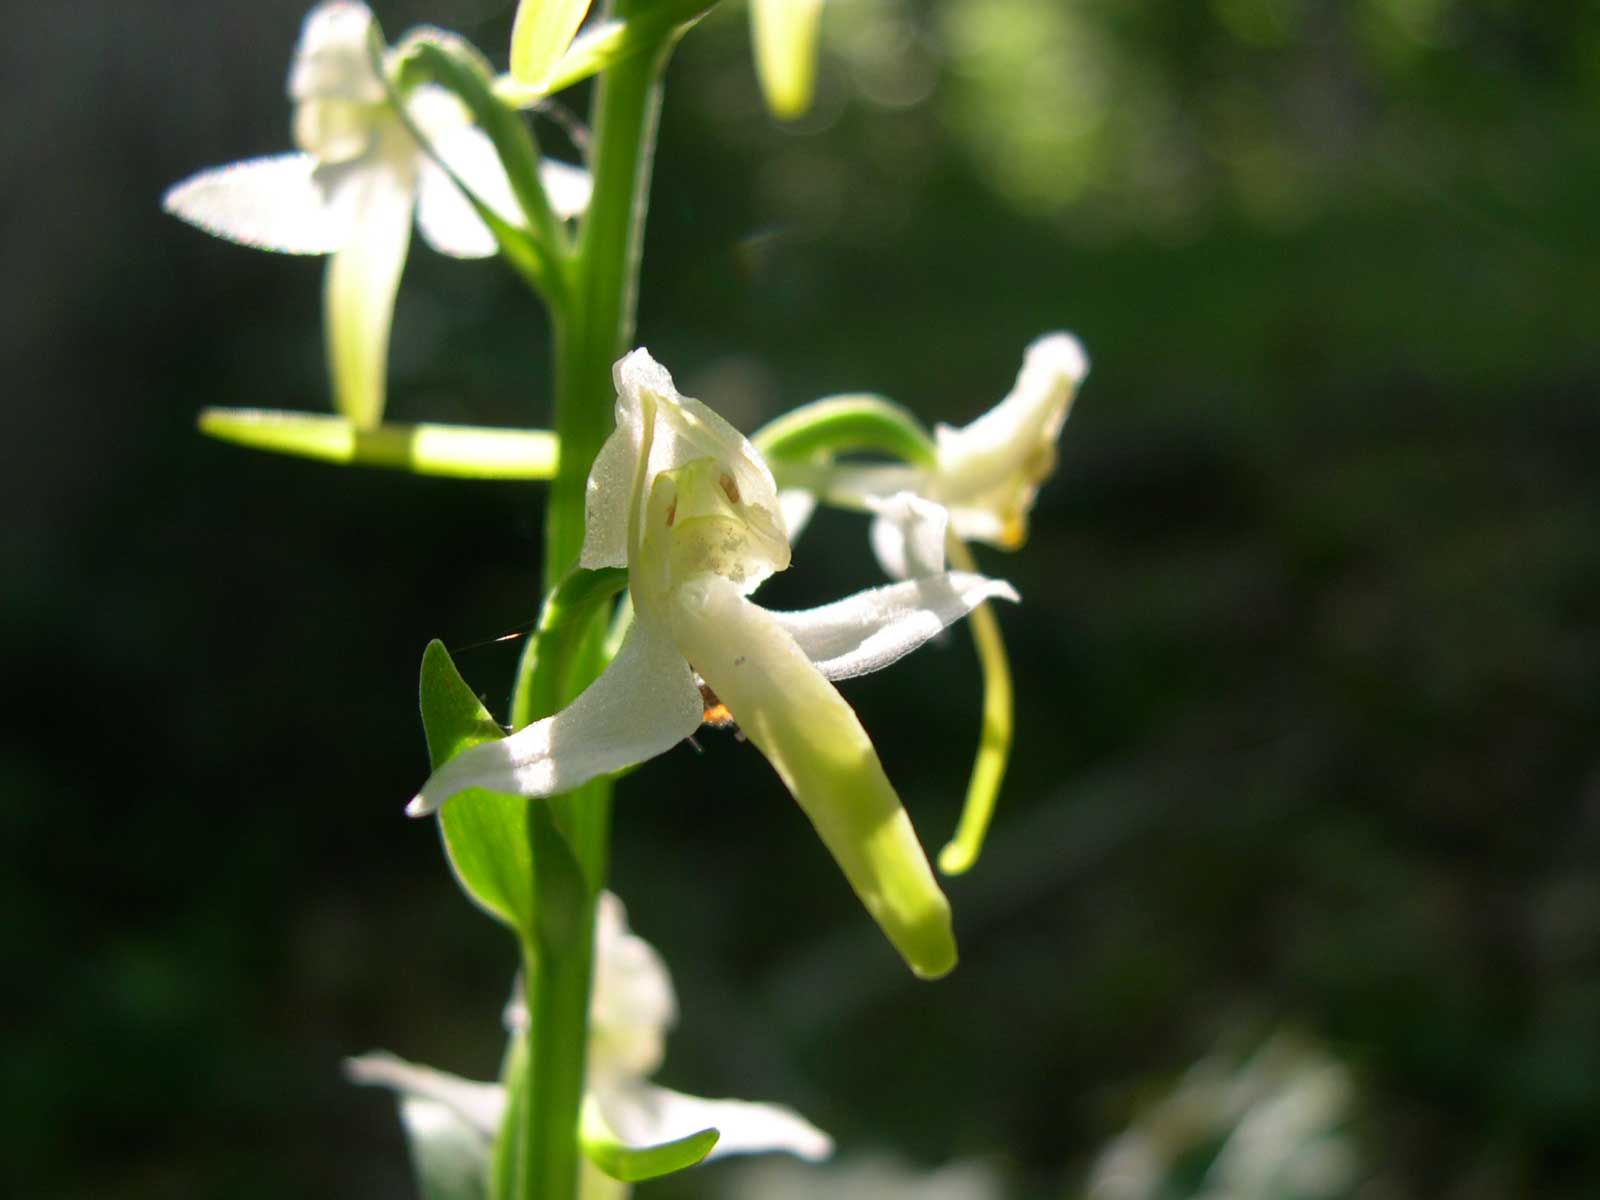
[162,1,591,429]
[790,333,1089,572]
[766,334,1087,878]
[348,892,832,1197]
[410,348,1020,978]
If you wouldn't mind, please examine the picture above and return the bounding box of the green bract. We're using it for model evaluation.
[511,0,595,92]
[410,349,1022,979]
[198,409,560,478]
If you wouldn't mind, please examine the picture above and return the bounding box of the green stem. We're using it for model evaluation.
[507,8,676,1199]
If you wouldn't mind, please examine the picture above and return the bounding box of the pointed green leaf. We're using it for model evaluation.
[579,1093,719,1184]
[420,639,510,769]
[752,393,937,470]
[510,0,594,90]
[199,409,559,478]
[419,640,537,936]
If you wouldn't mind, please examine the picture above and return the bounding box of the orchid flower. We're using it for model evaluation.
[349,892,832,1198]
[782,333,1089,566]
[162,1,591,429]
[410,348,1020,979]
[763,333,1088,876]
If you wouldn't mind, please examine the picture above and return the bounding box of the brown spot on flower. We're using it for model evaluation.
[697,679,737,729]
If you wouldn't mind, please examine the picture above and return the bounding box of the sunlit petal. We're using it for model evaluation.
[597,1080,833,1163]
[933,332,1088,549]
[415,133,510,259]
[288,1,386,106]
[866,491,949,580]
[777,487,817,543]
[538,158,595,221]
[346,1051,505,1138]
[667,573,956,979]
[583,349,788,586]
[772,571,1018,682]
[408,617,702,817]
[323,155,415,428]
[416,125,591,258]
[162,154,358,254]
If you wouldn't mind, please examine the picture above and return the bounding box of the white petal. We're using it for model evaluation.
[865,492,949,580]
[772,572,1018,682]
[811,462,925,512]
[162,154,357,254]
[395,1097,492,1200]
[407,616,702,817]
[938,332,1087,469]
[414,120,592,258]
[323,157,415,427]
[346,1051,505,1138]
[943,503,1010,547]
[931,332,1089,549]
[597,1081,832,1163]
[582,349,789,587]
[777,488,817,543]
[414,129,509,260]
[590,892,676,1081]
[288,1,386,106]
[294,99,379,163]
[580,413,644,570]
[539,158,594,221]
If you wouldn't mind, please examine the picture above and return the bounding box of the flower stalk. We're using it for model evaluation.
[508,6,678,1198]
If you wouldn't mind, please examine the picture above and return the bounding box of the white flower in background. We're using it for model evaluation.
[719,1152,1007,1200]
[162,1,591,429]
[410,348,1019,979]
[783,333,1089,575]
[348,892,831,1196]
[1087,1033,1363,1200]
[766,335,1086,877]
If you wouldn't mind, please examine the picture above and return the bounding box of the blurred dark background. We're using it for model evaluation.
[4,1,1598,1196]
